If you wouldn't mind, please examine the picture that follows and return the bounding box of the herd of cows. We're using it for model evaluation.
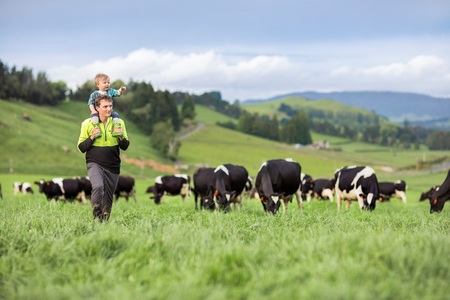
[6,158,450,214]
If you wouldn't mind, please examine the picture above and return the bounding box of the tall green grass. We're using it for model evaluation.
[1,180,449,300]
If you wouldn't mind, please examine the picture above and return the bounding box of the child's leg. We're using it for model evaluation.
[111,111,120,124]
[90,113,102,138]
[111,111,123,137]
[91,113,100,125]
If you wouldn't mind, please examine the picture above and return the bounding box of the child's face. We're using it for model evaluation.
[97,77,110,92]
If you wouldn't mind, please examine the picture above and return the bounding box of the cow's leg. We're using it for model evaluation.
[336,192,342,210]
[357,196,365,210]
[234,195,242,211]
[281,199,287,215]
[78,191,87,204]
[346,200,351,210]
[306,191,312,203]
[238,195,243,211]
[323,189,334,201]
[295,190,302,213]
[132,189,137,202]
[194,193,198,210]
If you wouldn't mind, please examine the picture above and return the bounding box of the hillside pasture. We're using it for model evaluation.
[1,173,450,299]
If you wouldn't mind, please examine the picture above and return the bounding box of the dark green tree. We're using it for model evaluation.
[181,95,196,120]
[287,110,312,145]
[151,121,181,160]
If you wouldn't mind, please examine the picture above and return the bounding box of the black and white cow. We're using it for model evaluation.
[0,183,2,199]
[378,180,407,203]
[193,167,217,210]
[213,164,249,211]
[34,178,87,202]
[419,186,439,202]
[313,179,334,201]
[146,174,191,204]
[300,173,314,202]
[114,176,136,202]
[334,166,379,211]
[76,177,92,200]
[255,158,302,215]
[13,182,34,195]
[429,169,450,213]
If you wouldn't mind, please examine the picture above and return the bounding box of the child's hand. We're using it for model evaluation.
[119,86,127,92]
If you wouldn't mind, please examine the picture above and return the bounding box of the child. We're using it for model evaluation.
[88,73,126,138]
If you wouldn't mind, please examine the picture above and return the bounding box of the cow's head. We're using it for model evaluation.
[214,189,232,212]
[260,193,282,215]
[420,186,438,202]
[429,196,446,213]
[362,192,377,211]
[149,184,165,205]
[201,191,216,210]
[34,179,46,193]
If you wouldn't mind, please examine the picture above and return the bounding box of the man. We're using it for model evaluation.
[77,94,130,222]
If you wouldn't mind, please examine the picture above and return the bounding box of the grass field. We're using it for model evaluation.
[1,174,450,300]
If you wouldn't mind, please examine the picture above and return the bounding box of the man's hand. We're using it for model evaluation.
[91,127,101,140]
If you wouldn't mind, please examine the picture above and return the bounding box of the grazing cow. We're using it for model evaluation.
[0,183,3,199]
[313,179,334,201]
[429,170,450,213]
[419,186,439,202]
[34,178,87,202]
[215,164,249,211]
[378,180,407,203]
[76,177,92,200]
[255,158,302,215]
[300,173,314,202]
[146,174,191,204]
[334,166,379,211]
[114,176,136,202]
[13,182,34,195]
[193,167,217,210]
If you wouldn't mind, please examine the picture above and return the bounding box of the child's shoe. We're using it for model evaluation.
[93,124,102,138]
[112,123,123,137]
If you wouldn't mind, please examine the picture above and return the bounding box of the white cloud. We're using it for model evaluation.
[362,55,448,77]
[47,48,450,101]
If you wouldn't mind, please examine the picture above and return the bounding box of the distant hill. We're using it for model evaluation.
[243,91,450,129]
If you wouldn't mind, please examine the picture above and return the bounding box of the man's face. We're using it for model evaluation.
[97,100,113,118]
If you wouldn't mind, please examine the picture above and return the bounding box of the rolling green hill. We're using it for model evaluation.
[242,95,386,124]
[1,99,449,193]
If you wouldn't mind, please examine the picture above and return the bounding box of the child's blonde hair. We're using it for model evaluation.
[94,73,110,85]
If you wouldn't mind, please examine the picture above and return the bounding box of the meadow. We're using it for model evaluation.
[1,176,450,300]
[1,98,450,299]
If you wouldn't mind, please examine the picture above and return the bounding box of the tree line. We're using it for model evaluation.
[1,60,449,154]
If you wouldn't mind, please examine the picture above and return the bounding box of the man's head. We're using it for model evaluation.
[94,95,113,118]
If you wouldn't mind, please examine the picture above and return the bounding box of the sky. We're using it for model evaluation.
[1,0,450,101]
